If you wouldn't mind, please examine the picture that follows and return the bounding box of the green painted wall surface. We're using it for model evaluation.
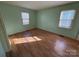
[37,2,79,39]
[0,2,36,35]
[0,17,10,56]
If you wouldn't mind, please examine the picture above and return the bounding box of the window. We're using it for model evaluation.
[59,10,76,29]
[21,12,29,25]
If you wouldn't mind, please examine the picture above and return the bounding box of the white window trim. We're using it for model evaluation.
[21,12,29,25]
[59,10,76,29]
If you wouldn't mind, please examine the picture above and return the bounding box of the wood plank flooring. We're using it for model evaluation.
[8,28,79,57]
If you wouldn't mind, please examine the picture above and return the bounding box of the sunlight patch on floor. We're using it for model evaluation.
[14,36,42,44]
[33,36,42,41]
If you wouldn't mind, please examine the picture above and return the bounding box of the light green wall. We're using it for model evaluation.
[37,2,79,39]
[0,17,10,56]
[0,2,36,35]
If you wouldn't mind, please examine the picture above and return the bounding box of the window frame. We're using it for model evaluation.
[21,12,30,25]
[58,10,76,29]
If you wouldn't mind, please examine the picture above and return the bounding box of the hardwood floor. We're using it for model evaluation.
[8,28,79,57]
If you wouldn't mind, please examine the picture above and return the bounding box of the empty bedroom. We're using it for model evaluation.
[0,1,79,57]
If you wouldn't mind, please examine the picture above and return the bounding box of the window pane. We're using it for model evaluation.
[22,12,29,18]
[60,10,75,20]
[59,19,72,28]
[23,19,29,25]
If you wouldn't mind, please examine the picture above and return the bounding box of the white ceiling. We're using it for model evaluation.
[3,1,74,10]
